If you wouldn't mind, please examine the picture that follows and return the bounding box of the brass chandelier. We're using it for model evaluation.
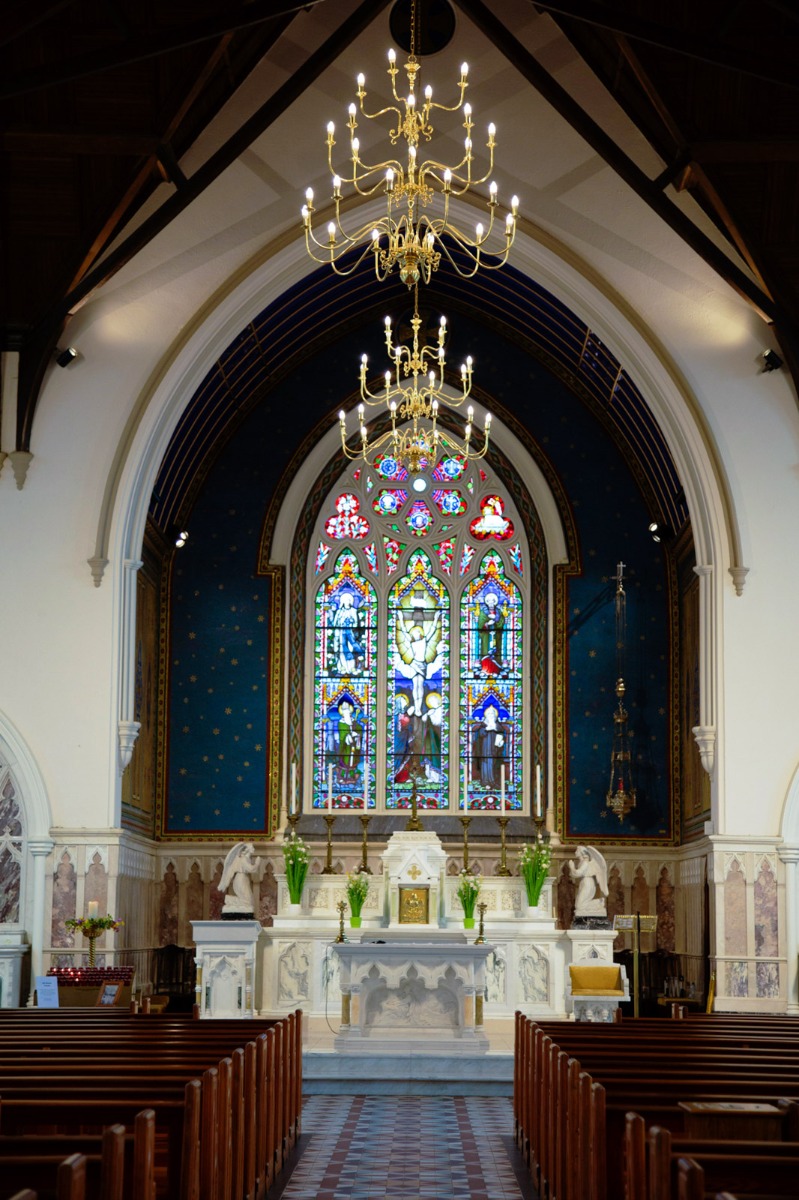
[606,562,637,822]
[301,17,519,287]
[338,287,490,474]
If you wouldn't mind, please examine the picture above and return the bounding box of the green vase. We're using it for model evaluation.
[463,917,475,929]
[350,915,362,928]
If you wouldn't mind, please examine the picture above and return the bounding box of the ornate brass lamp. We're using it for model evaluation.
[606,562,637,822]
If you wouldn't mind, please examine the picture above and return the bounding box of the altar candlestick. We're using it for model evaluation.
[290,761,297,815]
[500,764,506,812]
[535,763,543,818]
[327,764,333,808]
[87,901,99,919]
[363,763,369,811]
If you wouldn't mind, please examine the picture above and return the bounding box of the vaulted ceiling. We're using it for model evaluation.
[2,0,797,455]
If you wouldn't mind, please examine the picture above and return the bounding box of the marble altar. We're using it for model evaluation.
[333,934,492,1054]
[258,830,618,1023]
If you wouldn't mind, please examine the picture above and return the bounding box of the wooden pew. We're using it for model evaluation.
[514,1013,799,1200]
[0,1010,302,1200]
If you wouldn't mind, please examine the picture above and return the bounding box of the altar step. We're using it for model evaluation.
[303,1048,514,1096]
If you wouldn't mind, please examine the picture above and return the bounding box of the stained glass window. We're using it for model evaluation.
[387,550,449,810]
[460,552,523,810]
[310,444,531,815]
[314,552,377,809]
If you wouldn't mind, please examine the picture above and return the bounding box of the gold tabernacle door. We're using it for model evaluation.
[398,885,429,924]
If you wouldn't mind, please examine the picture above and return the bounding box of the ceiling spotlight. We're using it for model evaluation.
[175,530,189,548]
[56,347,78,367]
[649,521,672,544]
[761,349,783,373]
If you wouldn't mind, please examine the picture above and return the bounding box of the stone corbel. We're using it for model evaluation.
[118,720,141,773]
[692,724,716,777]
[8,450,33,490]
[88,556,109,587]
[728,566,749,596]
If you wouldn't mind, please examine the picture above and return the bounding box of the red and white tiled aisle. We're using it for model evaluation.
[271,1095,538,1200]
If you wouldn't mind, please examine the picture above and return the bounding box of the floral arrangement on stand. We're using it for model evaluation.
[518,839,552,908]
[346,872,370,927]
[456,872,481,928]
[65,915,124,967]
[282,833,310,904]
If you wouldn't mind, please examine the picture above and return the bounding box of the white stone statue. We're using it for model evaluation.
[220,842,260,916]
[569,845,608,918]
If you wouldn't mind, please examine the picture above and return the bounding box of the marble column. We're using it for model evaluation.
[778,846,799,1015]
[26,837,54,1005]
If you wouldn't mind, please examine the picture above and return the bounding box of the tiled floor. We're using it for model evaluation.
[272,1094,538,1200]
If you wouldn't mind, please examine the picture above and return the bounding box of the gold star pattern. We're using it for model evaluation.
[188,632,196,639]
[225,707,232,715]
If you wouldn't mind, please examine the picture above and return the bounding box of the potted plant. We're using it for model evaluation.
[346,871,370,927]
[456,872,481,928]
[282,833,310,909]
[518,838,552,910]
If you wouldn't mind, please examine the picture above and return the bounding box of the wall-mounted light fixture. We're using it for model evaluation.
[761,349,783,373]
[56,347,78,367]
[648,521,672,544]
[175,530,189,548]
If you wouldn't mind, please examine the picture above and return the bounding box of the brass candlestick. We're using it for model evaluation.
[358,813,373,874]
[459,815,474,874]
[495,815,512,876]
[286,810,301,838]
[335,900,347,943]
[405,773,424,832]
[533,810,545,843]
[475,901,487,945]
[322,813,338,874]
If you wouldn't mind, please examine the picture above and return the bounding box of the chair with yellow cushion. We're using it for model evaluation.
[567,962,629,1022]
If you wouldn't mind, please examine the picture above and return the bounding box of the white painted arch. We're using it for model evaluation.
[98,207,740,827]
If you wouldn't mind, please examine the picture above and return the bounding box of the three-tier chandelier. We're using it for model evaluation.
[339,286,490,474]
[301,29,519,286]
[606,562,638,823]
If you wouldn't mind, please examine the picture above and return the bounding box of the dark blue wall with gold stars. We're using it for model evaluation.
[161,273,676,843]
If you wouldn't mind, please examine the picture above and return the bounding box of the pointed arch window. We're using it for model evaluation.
[309,453,532,814]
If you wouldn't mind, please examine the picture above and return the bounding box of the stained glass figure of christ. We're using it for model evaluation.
[388,549,449,810]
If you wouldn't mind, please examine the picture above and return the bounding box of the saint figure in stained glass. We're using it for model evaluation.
[476,590,507,676]
[470,697,510,788]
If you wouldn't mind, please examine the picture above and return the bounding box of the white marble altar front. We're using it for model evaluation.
[258,831,618,1024]
[333,934,492,1054]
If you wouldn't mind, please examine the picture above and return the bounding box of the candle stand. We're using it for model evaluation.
[495,815,512,876]
[459,815,474,874]
[335,900,347,944]
[474,902,488,945]
[286,810,301,838]
[405,774,425,832]
[322,813,338,874]
[84,930,103,967]
[358,813,373,874]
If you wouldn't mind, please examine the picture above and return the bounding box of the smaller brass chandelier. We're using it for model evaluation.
[338,290,490,474]
[606,561,637,822]
[301,39,519,287]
